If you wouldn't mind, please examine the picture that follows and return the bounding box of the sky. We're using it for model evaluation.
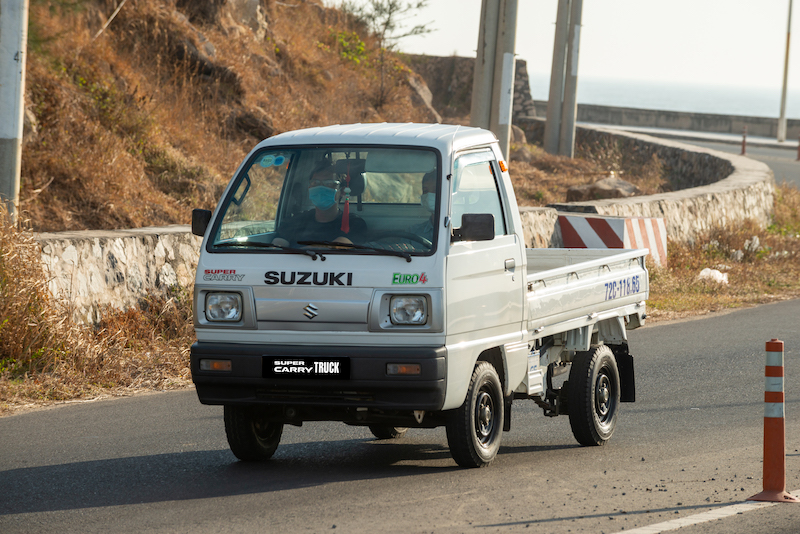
[336,0,799,92]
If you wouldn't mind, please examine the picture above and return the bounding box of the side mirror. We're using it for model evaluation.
[192,209,212,237]
[452,213,494,242]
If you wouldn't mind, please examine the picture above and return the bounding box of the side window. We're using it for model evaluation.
[451,151,507,236]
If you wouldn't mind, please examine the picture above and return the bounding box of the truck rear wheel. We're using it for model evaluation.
[224,405,283,461]
[368,425,408,439]
[446,362,504,468]
[568,345,620,446]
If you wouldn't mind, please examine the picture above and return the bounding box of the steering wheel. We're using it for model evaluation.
[374,231,432,248]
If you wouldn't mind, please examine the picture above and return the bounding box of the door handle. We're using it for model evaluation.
[504,258,515,271]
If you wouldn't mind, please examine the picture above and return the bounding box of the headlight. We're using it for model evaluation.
[205,292,242,322]
[390,296,427,325]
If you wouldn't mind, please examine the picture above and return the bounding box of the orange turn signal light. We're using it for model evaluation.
[387,363,421,376]
[200,359,232,372]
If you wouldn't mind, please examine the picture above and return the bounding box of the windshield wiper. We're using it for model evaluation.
[214,240,322,260]
[297,240,412,263]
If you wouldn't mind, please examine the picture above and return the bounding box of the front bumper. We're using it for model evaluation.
[190,342,447,415]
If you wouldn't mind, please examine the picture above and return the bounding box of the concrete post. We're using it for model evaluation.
[543,0,571,155]
[489,0,518,159]
[557,0,582,157]
[0,0,29,223]
[470,0,500,130]
[778,0,793,143]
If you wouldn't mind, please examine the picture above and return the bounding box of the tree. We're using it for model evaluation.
[340,0,432,107]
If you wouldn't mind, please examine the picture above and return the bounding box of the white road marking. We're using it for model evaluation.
[613,489,800,534]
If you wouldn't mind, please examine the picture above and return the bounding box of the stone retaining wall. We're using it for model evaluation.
[518,118,774,245]
[519,207,563,248]
[37,226,201,324]
[35,124,774,324]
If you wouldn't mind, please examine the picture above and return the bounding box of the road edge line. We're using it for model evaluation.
[612,488,800,534]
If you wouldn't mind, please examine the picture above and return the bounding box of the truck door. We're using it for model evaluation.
[446,150,525,339]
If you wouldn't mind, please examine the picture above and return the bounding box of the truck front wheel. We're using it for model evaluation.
[568,345,620,446]
[224,405,284,461]
[446,362,504,468]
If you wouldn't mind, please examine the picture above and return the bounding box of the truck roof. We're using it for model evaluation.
[256,123,499,155]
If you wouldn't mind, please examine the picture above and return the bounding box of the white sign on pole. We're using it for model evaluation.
[0,0,30,220]
[498,52,514,126]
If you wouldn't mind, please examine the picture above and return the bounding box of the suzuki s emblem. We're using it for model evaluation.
[303,303,319,320]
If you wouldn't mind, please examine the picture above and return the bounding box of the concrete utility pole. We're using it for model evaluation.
[488,0,518,159]
[558,0,582,157]
[0,0,29,223]
[471,0,518,159]
[778,0,793,142]
[543,0,583,157]
[543,0,570,155]
[471,0,500,133]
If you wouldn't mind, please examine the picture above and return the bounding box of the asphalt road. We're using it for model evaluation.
[3,301,800,533]
[655,137,800,189]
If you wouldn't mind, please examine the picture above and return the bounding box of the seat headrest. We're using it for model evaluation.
[334,159,366,196]
[343,172,365,196]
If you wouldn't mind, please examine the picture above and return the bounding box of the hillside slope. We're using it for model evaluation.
[20,0,437,232]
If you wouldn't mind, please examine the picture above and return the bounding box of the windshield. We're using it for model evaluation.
[210,146,440,256]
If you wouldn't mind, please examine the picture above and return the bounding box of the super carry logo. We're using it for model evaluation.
[265,357,350,379]
[264,271,354,286]
[204,269,245,282]
[392,272,428,285]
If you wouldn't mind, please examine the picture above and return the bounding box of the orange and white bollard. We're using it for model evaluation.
[748,339,800,502]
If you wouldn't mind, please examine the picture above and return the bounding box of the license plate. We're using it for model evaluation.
[263,357,350,379]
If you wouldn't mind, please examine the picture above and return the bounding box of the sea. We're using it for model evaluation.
[527,73,800,120]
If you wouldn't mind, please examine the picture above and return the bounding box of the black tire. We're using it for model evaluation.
[568,345,620,446]
[368,425,409,439]
[224,405,283,461]
[446,362,504,468]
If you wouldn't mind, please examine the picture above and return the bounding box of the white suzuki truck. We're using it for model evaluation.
[190,123,648,468]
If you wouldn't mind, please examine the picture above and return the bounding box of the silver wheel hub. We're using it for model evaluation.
[476,391,494,441]
[596,375,611,417]
[480,404,491,425]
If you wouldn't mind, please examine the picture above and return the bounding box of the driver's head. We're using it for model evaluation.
[421,171,436,194]
[308,164,341,209]
[419,171,437,214]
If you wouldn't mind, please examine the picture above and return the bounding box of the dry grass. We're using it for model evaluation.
[22,2,228,231]
[646,182,800,321]
[510,143,670,207]
[0,209,193,415]
[20,0,433,233]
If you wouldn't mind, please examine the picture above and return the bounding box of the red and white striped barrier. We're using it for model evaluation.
[557,214,668,267]
[748,339,800,503]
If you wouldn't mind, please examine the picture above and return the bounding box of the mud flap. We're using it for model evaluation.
[615,351,636,403]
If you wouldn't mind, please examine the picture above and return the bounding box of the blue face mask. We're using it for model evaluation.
[309,186,337,210]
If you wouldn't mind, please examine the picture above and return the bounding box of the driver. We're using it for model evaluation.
[273,163,366,246]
